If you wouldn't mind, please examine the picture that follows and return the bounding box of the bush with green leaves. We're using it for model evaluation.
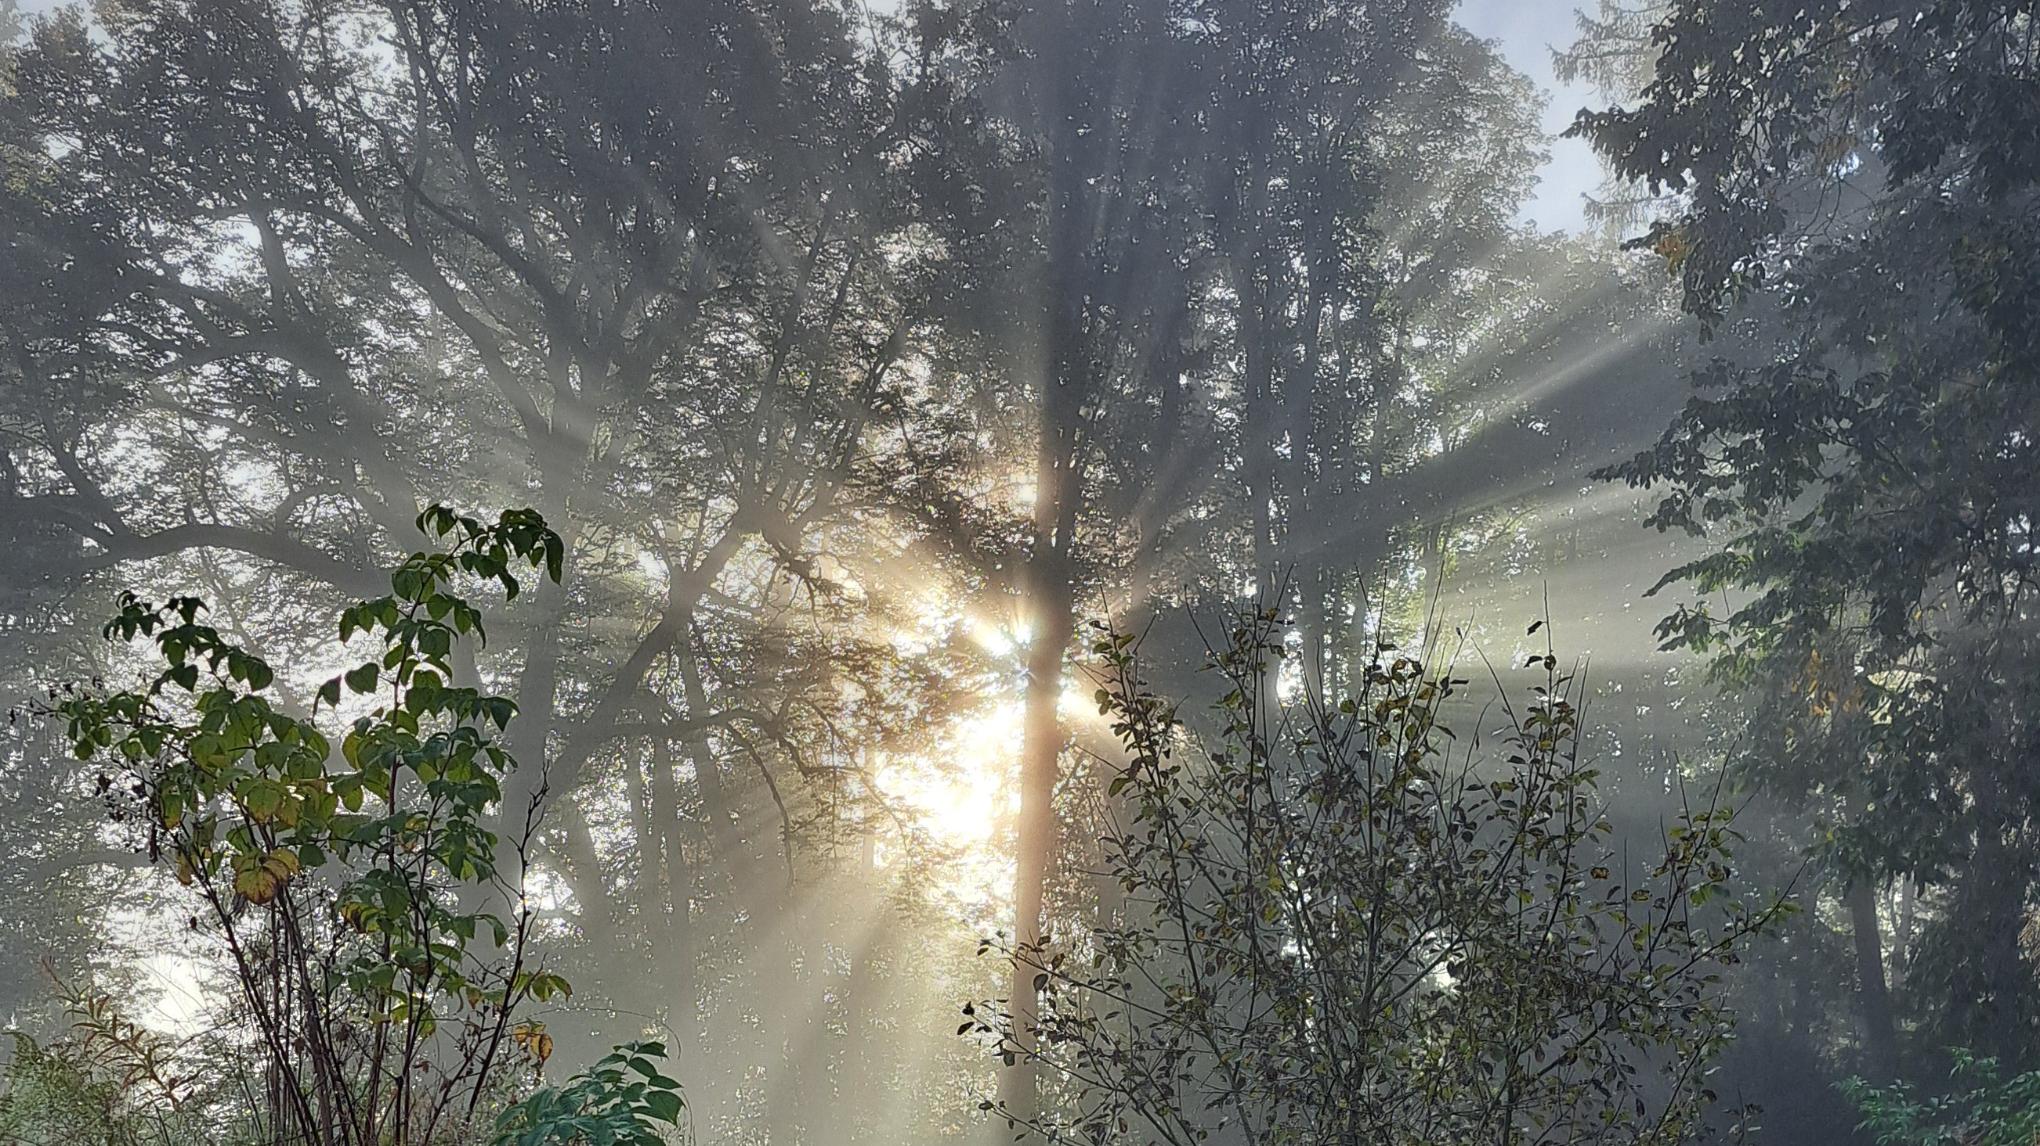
[491,1040,687,1146]
[1842,1050,2040,1146]
[0,975,246,1145]
[52,506,579,1145]
[0,1032,154,1146]
[971,608,1786,1145]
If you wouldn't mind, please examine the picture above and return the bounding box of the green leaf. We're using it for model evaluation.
[241,778,287,822]
[345,662,380,694]
[643,1089,682,1123]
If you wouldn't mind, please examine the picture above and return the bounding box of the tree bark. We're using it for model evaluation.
[1846,878,1898,1080]
[1000,428,1080,1127]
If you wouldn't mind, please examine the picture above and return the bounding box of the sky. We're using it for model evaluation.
[1454,0,1608,233]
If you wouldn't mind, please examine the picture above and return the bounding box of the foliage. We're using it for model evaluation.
[491,1040,687,1146]
[0,0,975,1118]
[1577,0,2040,1064]
[0,1033,159,1146]
[52,506,570,1145]
[969,607,1782,1144]
[0,0,1856,1139]
[0,975,216,1145]
[1841,1050,2040,1146]
[48,968,186,1105]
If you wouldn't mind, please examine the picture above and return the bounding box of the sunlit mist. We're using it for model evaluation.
[0,0,2025,1143]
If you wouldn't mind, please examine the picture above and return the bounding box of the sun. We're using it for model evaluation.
[892,699,1021,849]
[870,664,1118,910]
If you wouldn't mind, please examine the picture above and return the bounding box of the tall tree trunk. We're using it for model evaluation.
[677,621,745,897]
[1000,321,1085,1125]
[997,56,1104,1114]
[1280,276,1325,698]
[628,739,664,930]
[1891,877,1916,990]
[1847,879,1898,1079]
[649,732,695,1021]
[497,513,577,913]
[1242,317,1281,599]
[1001,481,1078,1127]
[1949,772,2030,1064]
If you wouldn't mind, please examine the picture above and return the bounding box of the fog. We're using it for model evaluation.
[0,0,2033,1143]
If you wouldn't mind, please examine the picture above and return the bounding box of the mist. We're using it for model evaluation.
[0,0,2033,1143]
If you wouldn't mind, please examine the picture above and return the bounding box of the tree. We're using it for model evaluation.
[898,0,1217,1118]
[902,1,1628,1118]
[1578,0,2040,1069]
[972,606,1778,1145]
[1195,0,1543,697]
[0,1,977,1127]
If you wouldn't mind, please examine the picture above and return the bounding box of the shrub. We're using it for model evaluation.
[1842,1050,2040,1146]
[970,608,1785,1144]
[491,1040,687,1146]
[48,506,585,1145]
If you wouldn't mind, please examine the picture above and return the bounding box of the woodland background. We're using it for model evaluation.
[0,0,2036,1142]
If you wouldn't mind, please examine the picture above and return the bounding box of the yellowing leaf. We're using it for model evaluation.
[513,1022,554,1065]
[234,866,281,905]
[1653,227,1693,275]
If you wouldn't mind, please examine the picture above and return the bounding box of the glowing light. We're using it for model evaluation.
[970,617,1032,657]
[875,700,1022,907]
[904,700,1020,846]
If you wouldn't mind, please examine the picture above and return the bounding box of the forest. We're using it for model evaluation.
[0,0,2034,1142]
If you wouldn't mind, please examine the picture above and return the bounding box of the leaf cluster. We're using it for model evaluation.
[491,1040,687,1146]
